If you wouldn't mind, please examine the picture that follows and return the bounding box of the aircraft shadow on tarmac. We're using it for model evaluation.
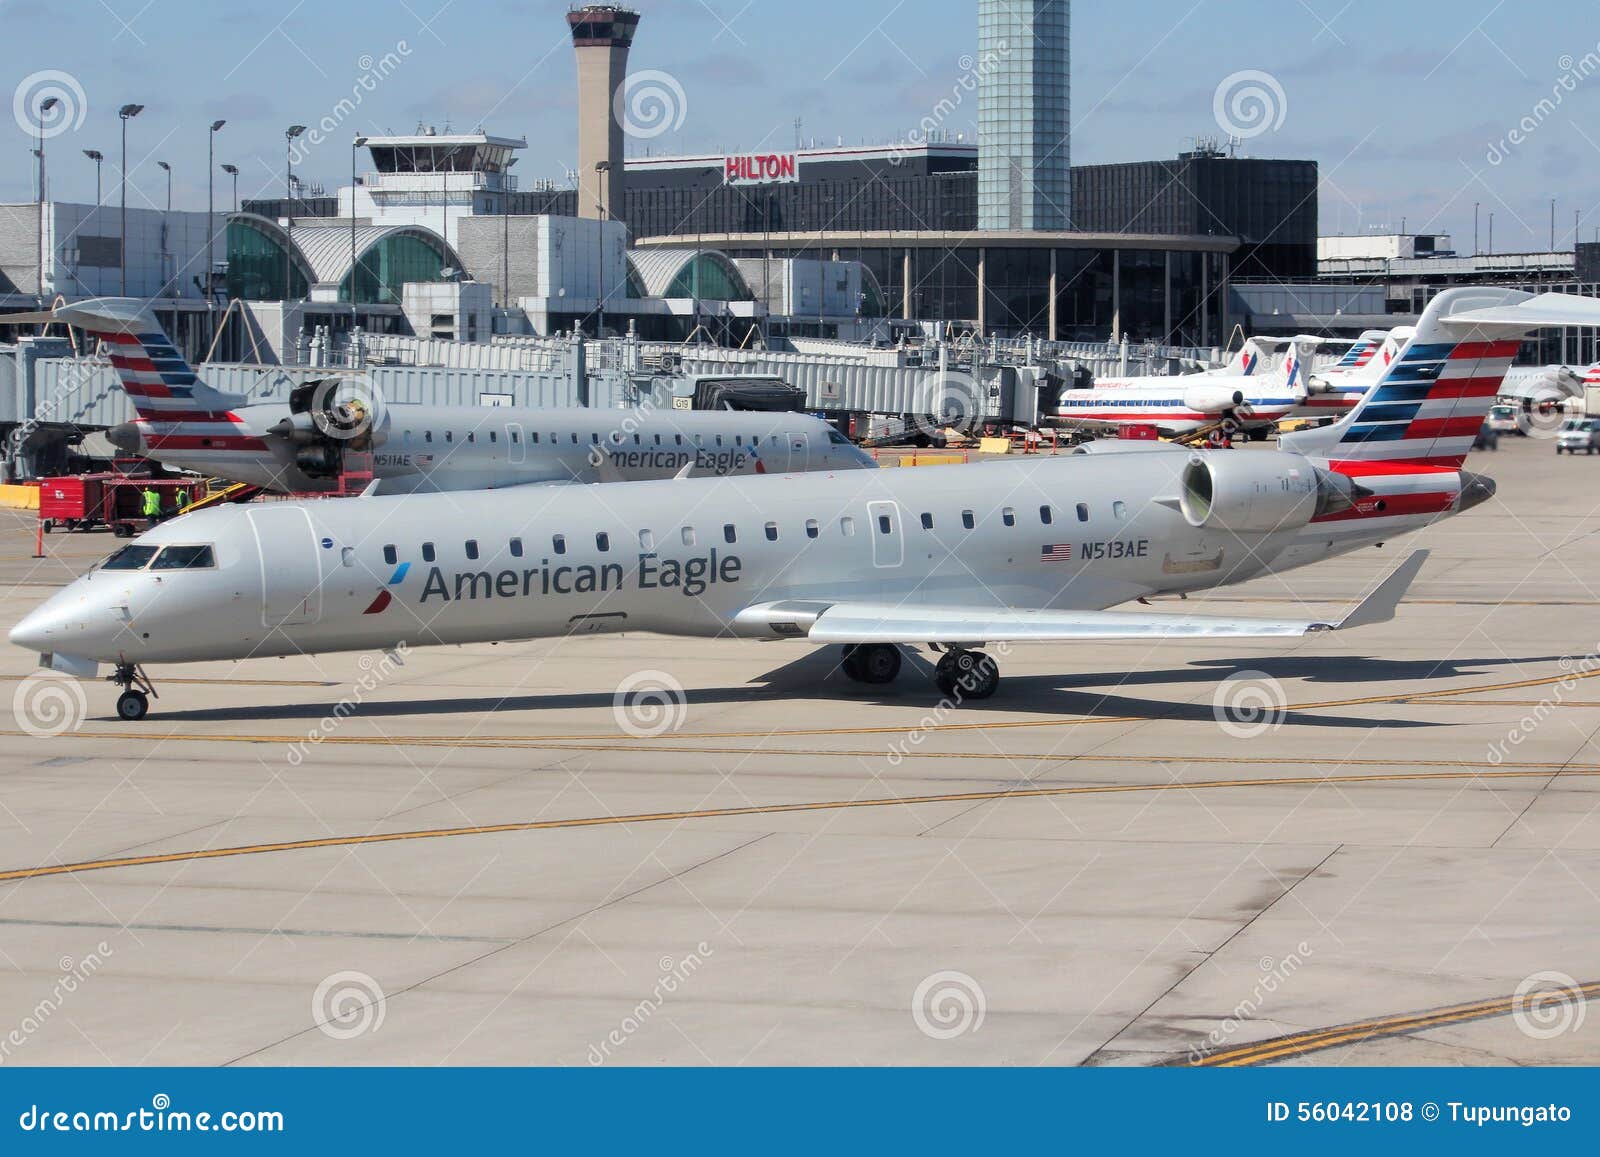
[134,647,1488,731]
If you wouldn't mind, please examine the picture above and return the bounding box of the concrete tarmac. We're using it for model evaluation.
[2,436,1599,1067]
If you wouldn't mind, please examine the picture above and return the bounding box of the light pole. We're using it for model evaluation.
[118,103,143,295]
[220,164,238,212]
[206,120,225,304]
[156,160,172,297]
[502,157,518,312]
[594,159,610,338]
[34,95,58,300]
[84,150,103,206]
[284,125,306,300]
[351,136,367,319]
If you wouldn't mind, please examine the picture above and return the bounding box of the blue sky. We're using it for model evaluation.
[6,0,1599,251]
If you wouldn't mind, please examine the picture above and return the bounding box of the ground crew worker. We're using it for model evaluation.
[175,485,191,512]
[141,486,162,523]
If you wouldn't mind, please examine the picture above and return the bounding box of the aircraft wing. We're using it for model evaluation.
[740,551,1428,646]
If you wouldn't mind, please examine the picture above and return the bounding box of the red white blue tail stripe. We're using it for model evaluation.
[102,330,265,453]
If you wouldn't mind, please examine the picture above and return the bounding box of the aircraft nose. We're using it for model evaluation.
[9,601,68,654]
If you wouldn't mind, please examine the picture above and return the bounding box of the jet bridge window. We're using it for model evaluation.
[102,545,160,571]
[383,545,398,565]
[422,543,436,563]
[151,545,216,570]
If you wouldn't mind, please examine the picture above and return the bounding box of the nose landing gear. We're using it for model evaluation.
[109,663,157,721]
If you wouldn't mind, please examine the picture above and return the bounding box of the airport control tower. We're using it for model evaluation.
[978,0,1071,231]
[567,5,640,228]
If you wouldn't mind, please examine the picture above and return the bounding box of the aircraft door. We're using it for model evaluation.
[867,500,904,569]
[507,422,526,465]
[246,506,325,627]
[783,431,810,473]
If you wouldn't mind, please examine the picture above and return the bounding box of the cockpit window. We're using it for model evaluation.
[102,545,159,571]
[151,545,216,570]
[827,430,852,446]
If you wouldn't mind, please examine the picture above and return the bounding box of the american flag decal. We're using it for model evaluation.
[1041,544,1074,563]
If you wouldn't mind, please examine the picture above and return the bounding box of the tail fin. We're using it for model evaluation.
[54,298,240,420]
[1220,338,1271,377]
[1282,289,1600,467]
[1331,330,1387,371]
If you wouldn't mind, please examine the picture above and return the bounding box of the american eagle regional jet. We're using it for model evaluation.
[12,288,1590,722]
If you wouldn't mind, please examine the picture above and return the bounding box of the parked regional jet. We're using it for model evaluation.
[20,299,875,493]
[14,288,1597,721]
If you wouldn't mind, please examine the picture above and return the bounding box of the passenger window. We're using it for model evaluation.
[654,434,662,446]
[489,431,497,443]
[445,431,453,443]
[1114,501,1128,520]
[1002,508,1016,527]
[422,543,436,563]
[716,435,724,447]
[383,545,397,565]
[920,513,934,530]
[805,519,820,539]
[1040,505,1054,525]
[639,530,654,550]
[841,516,856,537]
[466,540,479,560]
[596,532,610,552]
[724,524,737,544]
[681,527,696,546]
[553,535,567,555]
[765,522,779,541]
[735,435,743,446]
[341,547,355,568]
[590,433,599,444]
[403,430,413,445]
[962,510,975,530]
[676,434,685,445]
[150,545,216,570]
[1076,503,1090,523]
[425,431,433,443]
[570,433,579,444]
[877,515,892,535]
[467,432,475,443]
[528,432,537,444]
[510,538,524,558]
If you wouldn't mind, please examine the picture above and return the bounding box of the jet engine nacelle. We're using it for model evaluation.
[1180,452,1358,534]
[1183,385,1247,414]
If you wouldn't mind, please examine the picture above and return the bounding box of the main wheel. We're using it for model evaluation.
[936,650,1001,700]
[849,644,902,685]
[116,689,149,721]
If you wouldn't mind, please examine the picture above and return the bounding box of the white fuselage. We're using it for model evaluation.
[13,451,1468,670]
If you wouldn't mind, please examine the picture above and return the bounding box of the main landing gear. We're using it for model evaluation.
[109,662,158,721]
[839,644,1001,700]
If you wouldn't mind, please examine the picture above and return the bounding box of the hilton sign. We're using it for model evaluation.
[724,153,800,186]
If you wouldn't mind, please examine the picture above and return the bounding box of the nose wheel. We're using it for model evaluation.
[934,649,1001,700]
[108,663,157,722]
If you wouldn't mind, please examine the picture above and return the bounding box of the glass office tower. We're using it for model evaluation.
[977,0,1071,231]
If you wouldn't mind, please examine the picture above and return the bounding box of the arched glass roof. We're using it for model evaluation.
[224,216,464,305]
[626,249,753,301]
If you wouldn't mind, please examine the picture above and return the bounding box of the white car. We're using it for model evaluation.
[1555,418,1600,455]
